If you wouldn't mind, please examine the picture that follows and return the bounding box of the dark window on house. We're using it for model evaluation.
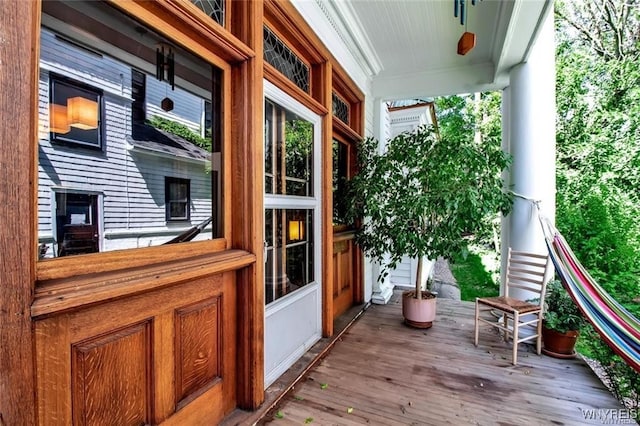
[49,75,103,149]
[131,69,146,124]
[166,177,191,221]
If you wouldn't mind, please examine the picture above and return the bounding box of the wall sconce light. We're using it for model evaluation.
[49,103,70,134]
[288,219,304,241]
[67,97,98,130]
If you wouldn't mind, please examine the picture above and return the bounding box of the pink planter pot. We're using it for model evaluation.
[402,290,437,329]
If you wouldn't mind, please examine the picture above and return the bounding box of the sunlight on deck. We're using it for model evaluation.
[260,292,620,425]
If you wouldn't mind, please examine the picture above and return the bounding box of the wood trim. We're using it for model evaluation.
[32,250,255,318]
[109,0,254,66]
[0,0,40,424]
[320,61,334,338]
[263,0,327,65]
[231,0,265,410]
[333,117,362,142]
[37,238,228,281]
[264,63,328,116]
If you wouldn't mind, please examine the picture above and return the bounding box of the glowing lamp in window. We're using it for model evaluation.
[67,96,98,130]
[288,219,304,241]
[49,103,70,134]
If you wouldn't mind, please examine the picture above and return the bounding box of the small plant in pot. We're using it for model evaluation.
[347,124,512,328]
[542,280,587,358]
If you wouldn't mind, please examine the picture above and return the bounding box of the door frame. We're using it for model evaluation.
[263,79,322,388]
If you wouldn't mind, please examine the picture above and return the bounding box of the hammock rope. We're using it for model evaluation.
[541,217,640,373]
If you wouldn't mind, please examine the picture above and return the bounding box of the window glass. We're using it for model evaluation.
[332,139,351,226]
[264,100,313,196]
[166,177,190,221]
[264,209,314,304]
[38,1,223,259]
[50,77,102,148]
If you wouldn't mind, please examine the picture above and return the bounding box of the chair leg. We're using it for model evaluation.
[473,298,480,346]
[512,312,519,365]
[536,312,543,355]
[502,313,509,342]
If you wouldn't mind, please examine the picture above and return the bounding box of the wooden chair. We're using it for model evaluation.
[474,248,550,365]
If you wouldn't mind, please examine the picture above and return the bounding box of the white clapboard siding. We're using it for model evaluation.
[146,78,203,134]
[390,256,413,287]
[37,28,213,253]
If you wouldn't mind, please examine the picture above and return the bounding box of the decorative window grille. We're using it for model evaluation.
[190,0,225,26]
[332,92,350,125]
[263,26,310,93]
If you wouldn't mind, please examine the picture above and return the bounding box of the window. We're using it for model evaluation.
[264,100,314,196]
[49,75,102,149]
[166,177,190,221]
[37,2,225,259]
[332,139,351,226]
[263,26,310,93]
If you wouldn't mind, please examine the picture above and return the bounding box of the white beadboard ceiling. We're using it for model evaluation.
[307,0,553,100]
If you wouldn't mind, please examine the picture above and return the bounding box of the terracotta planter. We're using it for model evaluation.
[542,325,579,359]
[402,290,437,329]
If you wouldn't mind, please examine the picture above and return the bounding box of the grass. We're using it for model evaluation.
[449,245,500,301]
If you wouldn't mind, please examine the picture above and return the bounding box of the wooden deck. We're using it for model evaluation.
[256,292,621,425]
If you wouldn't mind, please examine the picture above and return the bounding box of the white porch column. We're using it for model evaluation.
[501,10,556,299]
[371,98,394,304]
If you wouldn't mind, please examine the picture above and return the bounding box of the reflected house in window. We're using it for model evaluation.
[37,2,223,258]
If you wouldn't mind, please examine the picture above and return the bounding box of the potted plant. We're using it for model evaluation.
[542,279,586,358]
[347,124,512,328]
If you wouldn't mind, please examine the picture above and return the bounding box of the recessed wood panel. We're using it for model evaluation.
[333,237,356,319]
[72,322,152,426]
[175,297,222,405]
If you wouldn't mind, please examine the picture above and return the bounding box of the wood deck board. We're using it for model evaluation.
[259,292,621,425]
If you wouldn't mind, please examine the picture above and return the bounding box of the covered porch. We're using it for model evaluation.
[230,293,619,425]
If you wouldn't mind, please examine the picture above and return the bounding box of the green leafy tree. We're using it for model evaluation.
[348,124,512,298]
[556,0,640,408]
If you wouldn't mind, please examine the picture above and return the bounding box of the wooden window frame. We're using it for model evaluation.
[35,1,245,286]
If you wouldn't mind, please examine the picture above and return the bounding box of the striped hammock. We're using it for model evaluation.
[541,219,640,373]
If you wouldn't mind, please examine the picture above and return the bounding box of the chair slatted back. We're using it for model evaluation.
[505,248,550,305]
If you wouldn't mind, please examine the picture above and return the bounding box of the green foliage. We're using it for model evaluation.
[147,115,211,151]
[450,248,499,301]
[543,280,586,333]
[557,185,640,306]
[556,0,640,408]
[347,124,512,291]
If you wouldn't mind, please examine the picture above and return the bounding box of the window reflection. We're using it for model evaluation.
[264,100,313,196]
[37,1,223,259]
[265,209,314,304]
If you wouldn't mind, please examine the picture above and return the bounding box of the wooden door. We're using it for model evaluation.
[331,139,358,319]
[332,230,357,318]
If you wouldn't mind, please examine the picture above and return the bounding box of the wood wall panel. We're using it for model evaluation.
[72,322,152,426]
[175,297,221,405]
[36,272,237,424]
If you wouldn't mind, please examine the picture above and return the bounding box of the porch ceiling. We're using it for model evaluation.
[321,0,553,100]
